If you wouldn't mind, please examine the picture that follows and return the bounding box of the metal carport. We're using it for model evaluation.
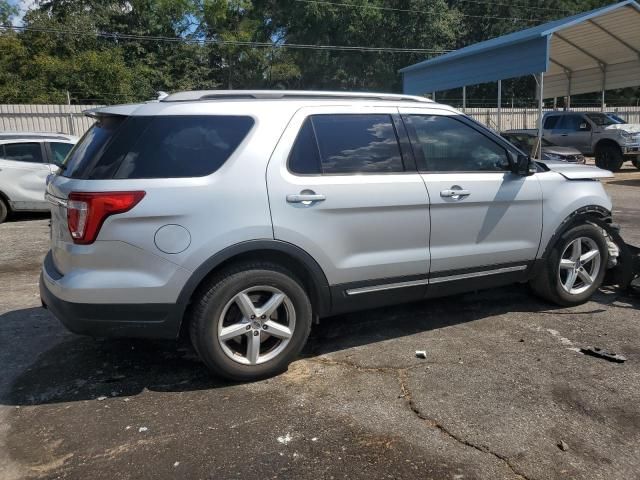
[400,0,640,158]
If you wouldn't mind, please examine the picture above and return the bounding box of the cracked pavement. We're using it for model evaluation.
[1,166,640,479]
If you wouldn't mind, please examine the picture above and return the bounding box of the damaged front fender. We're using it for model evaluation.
[589,218,640,289]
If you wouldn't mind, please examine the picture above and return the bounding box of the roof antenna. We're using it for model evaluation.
[156,91,169,101]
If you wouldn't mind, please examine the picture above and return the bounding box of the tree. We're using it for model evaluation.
[0,0,636,105]
[263,0,461,91]
[0,0,17,26]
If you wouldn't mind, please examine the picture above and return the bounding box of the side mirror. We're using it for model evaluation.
[579,122,589,131]
[511,153,535,176]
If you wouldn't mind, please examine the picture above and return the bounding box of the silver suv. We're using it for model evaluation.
[41,91,617,380]
[542,111,640,172]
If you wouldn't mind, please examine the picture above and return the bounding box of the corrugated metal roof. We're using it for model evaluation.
[401,0,640,98]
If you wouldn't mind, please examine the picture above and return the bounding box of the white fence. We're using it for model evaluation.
[0,104,100,137]
[0,104,639,136]
[464,106,640,131]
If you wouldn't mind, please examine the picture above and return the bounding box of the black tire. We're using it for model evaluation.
[632,157,640,170]
[189,262,312,381]
[530,223,608,306]
[0,198,8,224]
[594,144,624,172]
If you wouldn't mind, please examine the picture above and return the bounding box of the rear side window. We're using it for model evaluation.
[288,114,404,175]
[114,116,253,179]
[63,115,254,179]
[2,142,43,163]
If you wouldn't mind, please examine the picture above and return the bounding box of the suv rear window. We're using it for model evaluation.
[63,115,254,179]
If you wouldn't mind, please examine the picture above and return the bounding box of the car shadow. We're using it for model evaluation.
[606,178,640,187]
[6,211,50,222]
[2,284,638,407]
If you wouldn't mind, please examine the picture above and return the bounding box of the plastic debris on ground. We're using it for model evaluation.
[579,347,626,363]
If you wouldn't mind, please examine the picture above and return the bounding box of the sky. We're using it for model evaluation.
[8,0,37,26]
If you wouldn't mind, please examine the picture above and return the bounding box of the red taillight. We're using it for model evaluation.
[67,191,145,245]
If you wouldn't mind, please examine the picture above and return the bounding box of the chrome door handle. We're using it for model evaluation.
[286,193,326,204]
[440,188,470,199]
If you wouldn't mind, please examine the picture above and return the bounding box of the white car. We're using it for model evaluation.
[0,132,77,223]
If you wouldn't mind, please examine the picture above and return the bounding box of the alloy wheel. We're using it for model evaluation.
[217,286,296,365]
[558,237,601,295]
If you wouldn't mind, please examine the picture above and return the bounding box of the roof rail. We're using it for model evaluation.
[0,132,75,141]
[161,90,432,103]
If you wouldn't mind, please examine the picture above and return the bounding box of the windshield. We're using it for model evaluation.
[585,113,618,126]
[606,113,626,124]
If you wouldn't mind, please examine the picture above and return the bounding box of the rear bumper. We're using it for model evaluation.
[40,254,183,339]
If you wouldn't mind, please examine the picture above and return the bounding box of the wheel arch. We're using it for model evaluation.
[175,240,332,336]
[0,189,11,208]
[0,190,11,221]
[539,205,611,262]
[594,138,622,155]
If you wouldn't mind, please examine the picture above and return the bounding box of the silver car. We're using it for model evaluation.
[501,130,585,163]
[41,91,618,380]
[0,132,77,223]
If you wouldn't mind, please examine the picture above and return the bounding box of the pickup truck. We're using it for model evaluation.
[542,111,640,172]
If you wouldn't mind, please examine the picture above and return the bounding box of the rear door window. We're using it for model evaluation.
[63,115,254,179]
[301,114,405,175]
[288,118,322,175]
[2,142,43,163]
[288,114,405,175]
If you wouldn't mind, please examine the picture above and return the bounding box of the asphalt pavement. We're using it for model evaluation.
[1,166,639,480]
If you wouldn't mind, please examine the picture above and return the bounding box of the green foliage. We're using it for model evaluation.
[0,0,636,105]
[0,0,18,27]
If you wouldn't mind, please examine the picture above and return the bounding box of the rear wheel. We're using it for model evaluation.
[189,262,312,381]
[0,198,8,224]
[530,223,608,306]
[595,144,623,172]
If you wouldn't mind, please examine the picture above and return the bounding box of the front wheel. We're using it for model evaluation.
[0,198,7,224]
[530,223,608,306]
[189,262,312,381]
[594,144,623,172]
